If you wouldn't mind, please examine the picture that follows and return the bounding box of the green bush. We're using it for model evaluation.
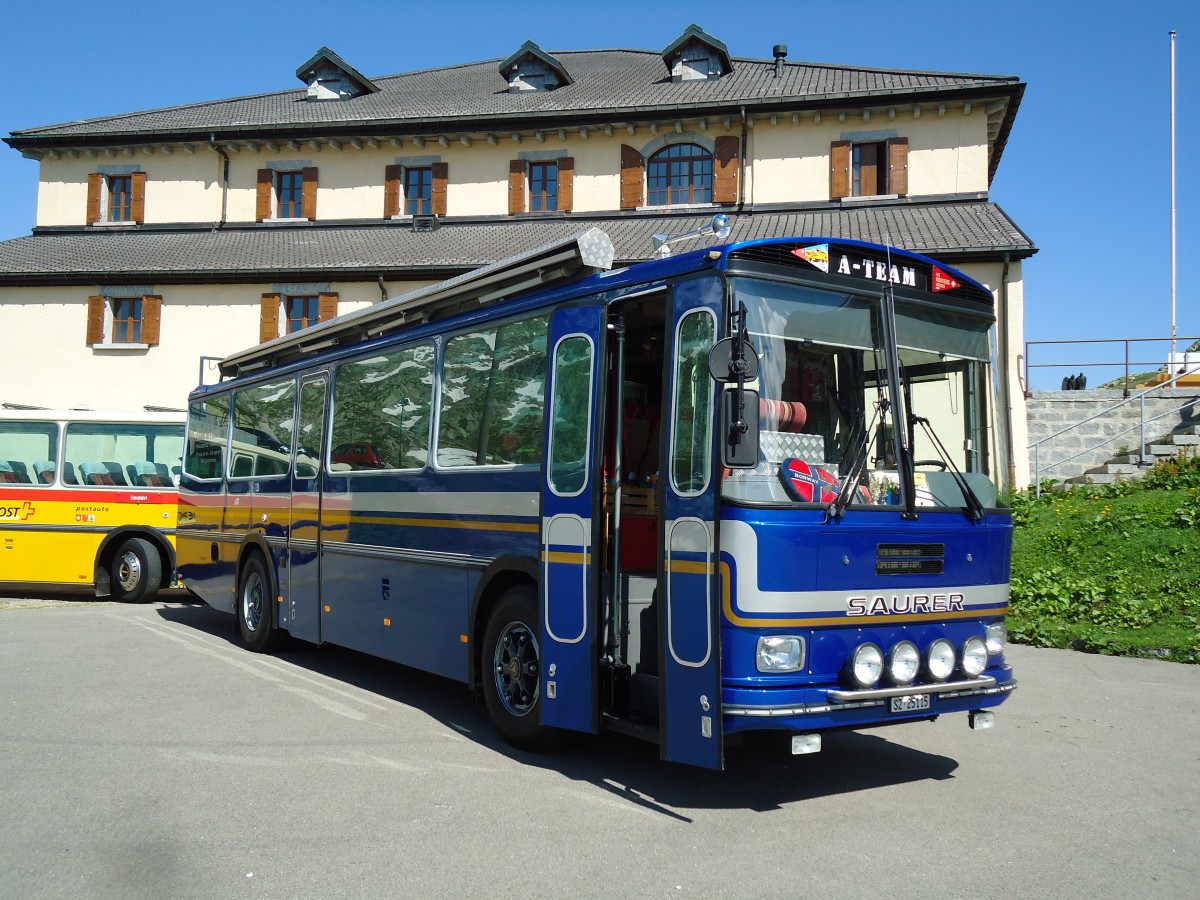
[1009,454,1200,662]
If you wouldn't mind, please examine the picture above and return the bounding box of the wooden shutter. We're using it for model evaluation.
[888,138,909,197]
[130,171,147,223]
[86,296,106,346]
[141,295,162,346]
[431,163,448,216]
[830,141,851,200]
[86,174,103,225]
[384,165,402,218]
[620,145,644,210]
[318,292,339,323]
[508,160,526,215]
[301,167,318,220]
[255,169,273,221]
[558,156,574,212]
[713,136,739,204]
[260,293,280,343]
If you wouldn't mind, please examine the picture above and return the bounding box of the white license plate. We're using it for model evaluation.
[890,694,931,714]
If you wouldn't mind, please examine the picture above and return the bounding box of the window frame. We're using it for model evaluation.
[646,143,714,207]
[107,175,133,223]
[284,295,320,334]
[528,161,559,213]
[276,170,305,220]
[109,296,143,344]
[404,166,434,216]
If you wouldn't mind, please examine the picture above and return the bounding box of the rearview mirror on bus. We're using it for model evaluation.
[720,388,760,468]
[707,336,760,383]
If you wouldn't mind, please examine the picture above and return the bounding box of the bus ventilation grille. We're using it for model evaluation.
[726,244,808,268]
[875,543,944,576]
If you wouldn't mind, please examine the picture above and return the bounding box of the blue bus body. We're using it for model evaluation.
[179,231,1014,770]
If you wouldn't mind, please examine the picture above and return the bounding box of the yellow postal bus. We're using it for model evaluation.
[0,408,184,601]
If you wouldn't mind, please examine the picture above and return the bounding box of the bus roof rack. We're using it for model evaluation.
[219,227,616,378]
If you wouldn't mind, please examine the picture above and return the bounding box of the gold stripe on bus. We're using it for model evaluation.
[541,551,592,565]
[719,561,1008,627]
[667,559,711,575]
[349,515,538,534]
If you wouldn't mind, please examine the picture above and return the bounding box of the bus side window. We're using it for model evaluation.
[33,460,56,484]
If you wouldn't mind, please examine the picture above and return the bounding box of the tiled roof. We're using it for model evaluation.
[7,49,1020,142]
[0,203,1035,285]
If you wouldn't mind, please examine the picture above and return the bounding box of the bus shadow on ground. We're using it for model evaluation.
[158,601,958,817]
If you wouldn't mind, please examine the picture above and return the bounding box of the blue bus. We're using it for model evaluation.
[178,225,1014,770]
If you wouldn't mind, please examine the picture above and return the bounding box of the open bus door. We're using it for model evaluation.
[539,304,606,734]
[659,277,724,769]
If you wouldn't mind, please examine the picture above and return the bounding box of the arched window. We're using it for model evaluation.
[646,143,712,206]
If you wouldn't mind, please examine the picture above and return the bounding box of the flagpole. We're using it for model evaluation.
[1170,30,1177,357]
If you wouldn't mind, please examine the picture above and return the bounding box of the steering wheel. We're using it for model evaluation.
[913,459,948,470]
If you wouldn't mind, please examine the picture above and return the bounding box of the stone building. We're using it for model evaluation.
[0,24,1036,484]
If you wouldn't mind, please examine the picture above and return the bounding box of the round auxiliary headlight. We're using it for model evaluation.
[888,641,920,685]
[851,643,884,688]
[925,638,956,682]
[961,635,988,677]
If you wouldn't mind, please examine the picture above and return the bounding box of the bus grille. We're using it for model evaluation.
[876,543,944,576]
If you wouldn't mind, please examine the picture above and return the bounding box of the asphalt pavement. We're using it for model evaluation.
[1,595,1197,898]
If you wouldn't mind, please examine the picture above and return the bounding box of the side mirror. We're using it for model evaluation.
[720,388,759,468]
[708,337,759,382]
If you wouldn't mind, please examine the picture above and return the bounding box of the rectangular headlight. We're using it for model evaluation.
[986,621,1007,656]
[756,635,806,672]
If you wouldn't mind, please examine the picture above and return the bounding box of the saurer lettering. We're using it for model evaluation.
[847,593,966,616]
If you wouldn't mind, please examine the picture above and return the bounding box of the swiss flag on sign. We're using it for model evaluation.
[931,266,961,292]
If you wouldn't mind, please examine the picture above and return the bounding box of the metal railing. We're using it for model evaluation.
[1024,336,1200,397]
[1029,368,1200,496]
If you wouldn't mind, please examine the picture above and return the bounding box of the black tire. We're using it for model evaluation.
[109,537,162,603]
[237,554,285,653]
[481,586,558,752]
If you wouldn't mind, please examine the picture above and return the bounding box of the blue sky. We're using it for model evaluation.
[1,0,1194,388]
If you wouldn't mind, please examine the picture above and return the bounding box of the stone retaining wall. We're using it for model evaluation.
[1026,389,1200,483]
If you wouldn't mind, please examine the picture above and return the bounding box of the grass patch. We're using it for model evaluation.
[1010,455,1200,663]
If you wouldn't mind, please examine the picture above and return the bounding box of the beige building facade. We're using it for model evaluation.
[0,26,1035,484]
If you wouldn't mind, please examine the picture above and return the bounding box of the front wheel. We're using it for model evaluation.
[481,586,558,752]
[109,537,162,603]
[238,554,285,652]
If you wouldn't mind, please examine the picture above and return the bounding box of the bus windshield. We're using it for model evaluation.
[722,276,1008,510]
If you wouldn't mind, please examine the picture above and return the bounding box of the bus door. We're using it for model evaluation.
[659,277,724,769]
[286,376,327,644]
[539,304,605,734]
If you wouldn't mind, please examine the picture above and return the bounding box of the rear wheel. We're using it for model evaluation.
[481,586,558,752]
[110,537,161,603]
[238,554,285,652]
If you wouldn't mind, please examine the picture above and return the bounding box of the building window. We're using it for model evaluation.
[852,142,886,197]
[529,162,558,212]
[831,138,908,200]
[285,296,319,333]
[108,176,133,222]
[110,297,142,343]
[277,171,305,219]
[87,171,145,225]
[647,144,712,207]
[404,167,433,216]
[260,291,338,343]
[86,294,161,348]
[256,166,317,221]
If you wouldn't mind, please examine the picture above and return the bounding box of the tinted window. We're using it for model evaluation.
[437,316,548,467]
[331,344,434,471]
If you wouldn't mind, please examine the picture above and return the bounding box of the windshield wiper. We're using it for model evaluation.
[826,398,885,521]
[910,414,986,523]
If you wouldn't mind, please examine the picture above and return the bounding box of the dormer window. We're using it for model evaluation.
[661,24,732,83]
[499,41,572,94]
[295,46,379,102]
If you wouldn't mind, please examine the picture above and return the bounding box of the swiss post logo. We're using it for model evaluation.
[0,501,34,521]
